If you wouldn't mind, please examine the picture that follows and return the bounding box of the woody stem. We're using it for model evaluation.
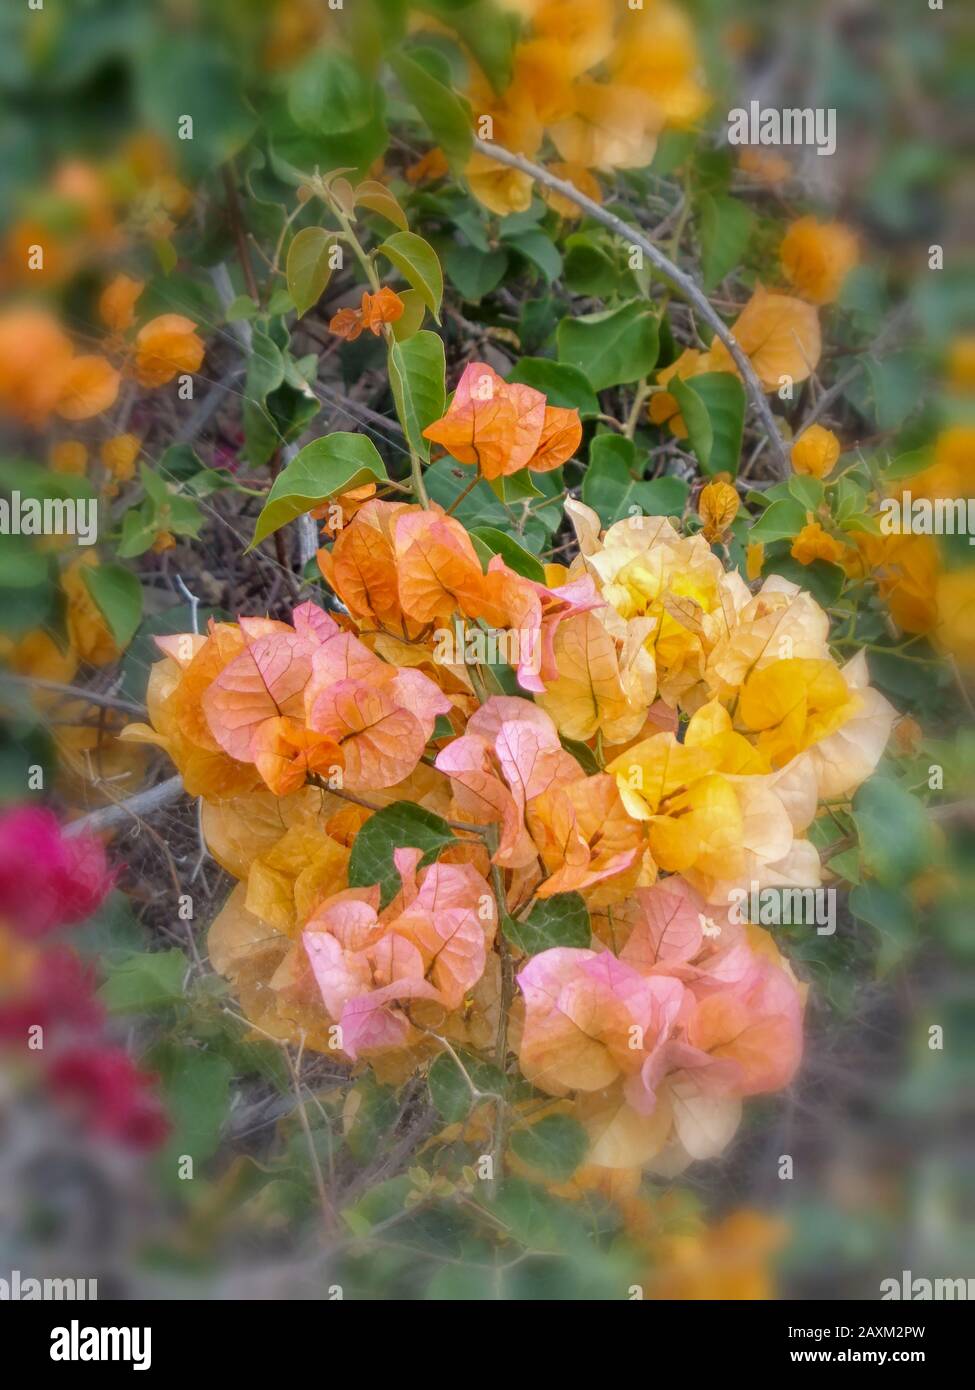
[470,137,790,476]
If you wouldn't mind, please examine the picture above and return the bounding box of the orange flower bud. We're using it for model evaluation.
[791,424,840,478]
[780,217,859,306]
[101,433,141,482]
[57,355,121,420]
[698,480,739,542]
[790,521,846,567]
[99,273,145,333]
[134,314,204,388]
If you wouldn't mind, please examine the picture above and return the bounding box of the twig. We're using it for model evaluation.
[471,137,790,475]
[223,162,261,304]
[283,1040,338,1238]
[0,676,146,718]
[63,775,185,837]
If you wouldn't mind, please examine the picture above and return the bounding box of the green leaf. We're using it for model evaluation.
[287,51,376,135]
[81,563,143,648]
[377,231,444,321]
[269,105,389,185]
[790,475,825,511]
[581,435,688,527]
[428,1051,504,1123]
[849,882,916,974]
[504,892,590,955]
[562,233,620,297]
[137,38,255,177]
[388,330,446,460]
[348,802,456,908]
[251,433,388,547]
[444,244,508,302]
[390,287,427,342]
[503,229,562,283]
[286,227,336,317]
[0,537,48,590]
[389,48,473,164]
[747,498,807,544]
[510,1114,588,1180]
[698,193,754,291]
[98,949,188,1014]
[470,527,546,581]
[557,301,659,392]
[670,372,745,477]
[507,358,599,418]
[353,178,409,232]
[852,778,935,887]
[242,329,286,466]
[766,556,845,607]
[440,1,517,92]
[150,1043,233,1180]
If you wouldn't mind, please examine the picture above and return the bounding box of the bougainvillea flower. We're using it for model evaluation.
[780,216,859,306]
[394,506,507,627]
[98,273,145,332]
[0,806,113,939]
[489,561,603,694]
[204,614,328,764]
[134,313,204,387]
[697,479,740,542]
[0,942,103,1040]
[532,0,616,79]
[791,423,841,478]
[517,947,685,1096]
[250,716,344,798]
[200,601,449,794]
[423,362,582,479]
[463,80,544,216]
[612,1,711,126]
[796,651,896,803]
[101,432,141,481]
[318,499,419,637]
[48,1044,169,1150]
[329,286,404,341]
[791,521,847,567]
[0,307,74,425]
[548,79,662,171]
[541,162,603,219]
[687,953,803,1096]
[737,657,857,767]
[120,621,263,801]
[436,697,581,868]
[561,507,752,710]
[523,875,806,1169]
[56,354,121,420]
[302,848,493,1058]
[708,286,821,390]
[319,500,600,696]
[526,772,646,901]
[535,609,658,743]
[308,673,449,790]
[704,575,832,702]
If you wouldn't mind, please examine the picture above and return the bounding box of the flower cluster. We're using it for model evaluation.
[0,808,168,1150]
[421,0,710,217]
[133,391,897,1170]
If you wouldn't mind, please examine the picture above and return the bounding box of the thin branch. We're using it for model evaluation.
[63,775,185,837]
[223,162,260,303]
[0,676,146,718]
[471,136,790,475]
